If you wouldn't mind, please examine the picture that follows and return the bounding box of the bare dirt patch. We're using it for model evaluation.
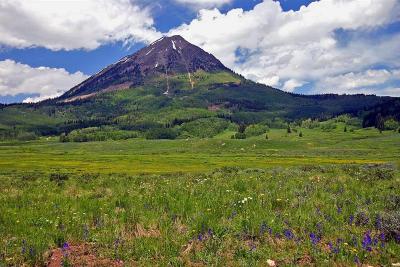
[47,243,124,267]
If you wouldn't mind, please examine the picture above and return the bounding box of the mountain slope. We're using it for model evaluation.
[60,35,228,102]
[0,35,398,139]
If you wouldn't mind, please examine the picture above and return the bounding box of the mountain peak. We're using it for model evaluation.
[61,35,227,101]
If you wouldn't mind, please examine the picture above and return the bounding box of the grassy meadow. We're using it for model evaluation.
[0,126,399,266]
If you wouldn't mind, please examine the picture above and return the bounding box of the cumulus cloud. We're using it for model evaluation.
[169,0,400,95]
[0,60,88,103]
[315,69,400,94]
[0,0,162,51]
[174,0,232,8]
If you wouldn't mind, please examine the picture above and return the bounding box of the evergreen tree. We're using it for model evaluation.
[287,124,291,134]
[265,134,269,140]
[344,126,347,132]
[238,124,246,133]
[299,131,303,137]
[375,113,385,133]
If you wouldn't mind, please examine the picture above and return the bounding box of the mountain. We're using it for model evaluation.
[60,35,228,102]
[0,35,398,140]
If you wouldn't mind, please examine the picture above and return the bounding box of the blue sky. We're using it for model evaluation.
[0,0,399,103]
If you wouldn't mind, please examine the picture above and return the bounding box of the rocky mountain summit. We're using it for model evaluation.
[60,35,228,102]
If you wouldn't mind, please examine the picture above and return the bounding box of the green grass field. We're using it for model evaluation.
[0,127,399,266]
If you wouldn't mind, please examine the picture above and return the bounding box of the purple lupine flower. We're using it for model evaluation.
[249,242,256,251]
[316,222,323,234]
[198,234,203,241]
[268,227,273,235]
[309,232,320,246]
[21,240,27,254]
[29,247,35,258]
[208,229,214,237]
[375,215,382,229]
[395,233,400,243]
[337,205,342,214]
[362,232,372,252]
[284,229,294,240]
[260,222,267,235]
[378,232,386,247]
[62,242,70,251]
[348,215,354,225]
[354,256,360,265]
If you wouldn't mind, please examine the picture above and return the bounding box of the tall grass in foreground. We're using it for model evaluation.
[0,164,399,266]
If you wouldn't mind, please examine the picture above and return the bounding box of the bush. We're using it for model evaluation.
[16,132,38,141]
[146,128,178,140]
[62,127,138,142]
[231,132,246,139]
[381,211,400,243]
[244,124,268,137]
[49,172,69,185]
[180,117,230,138]
[301,118,320,129]
[384,118,399,130]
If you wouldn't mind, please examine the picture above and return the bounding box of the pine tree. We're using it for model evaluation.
[287,124,291,134]
[344,126,347,132]
[265,134,269,140]
[299,131,303,137]
[375,114,385,133]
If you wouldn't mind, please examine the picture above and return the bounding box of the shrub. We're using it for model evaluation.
[245,124,268,137]
[301,118,320,129]
[231,132,246,139]
[299,131,303,137]
[384,118,399,131]
[180,117,230,138]
[49,172,69,185]
[16,132,38,141]
[287,125,291,134]
[381,211,400,243]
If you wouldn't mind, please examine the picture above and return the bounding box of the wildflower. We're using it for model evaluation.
[260,222,267,235]
[348,214,354,225]
[62,242,70,251]
[361,232,372,252]
[309,232,320,246]
[283,229,294,240]
[337,205,342,214]
[249,241,256,251]
[354,256,360,265]
[328,241,340,254]
[375,215,382,229]
[208,229,213,237]
[21,240,27,254]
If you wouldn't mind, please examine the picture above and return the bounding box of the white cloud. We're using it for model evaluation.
[315,69,400,94]
[174,0,232,9]
[283,79,306,92]
[169,0,400,95]
[0,60,88,103]
[0,0,162,51]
